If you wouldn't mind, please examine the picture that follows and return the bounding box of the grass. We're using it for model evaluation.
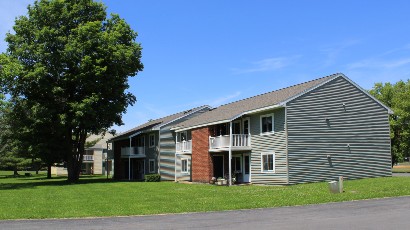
[392,162,410,173]
[0,171,410,220]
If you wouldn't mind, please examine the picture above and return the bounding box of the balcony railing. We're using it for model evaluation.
[83,155,94,161]
[121,146,146,157]
[209,134,251,150]
[176,140,192,153]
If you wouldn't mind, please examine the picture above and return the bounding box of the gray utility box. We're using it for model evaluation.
[329,176,344,193]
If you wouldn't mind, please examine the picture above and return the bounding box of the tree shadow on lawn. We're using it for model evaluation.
[0,177,120,190]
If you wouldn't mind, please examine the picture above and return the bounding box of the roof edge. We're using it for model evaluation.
[337,74,394,114]
[154,105,212,130]
[173,119,231,132]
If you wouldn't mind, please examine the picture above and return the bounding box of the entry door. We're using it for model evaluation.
[242,118,250,135]
[243,154,250,182]
[232,156,242,182]
[133,159,145,180]
[213,156,224,178]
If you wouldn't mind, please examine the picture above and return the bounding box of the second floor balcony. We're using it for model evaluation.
[176,140,192,154]
[83,155,94,161]
[209,134,251,152]
[121,146,146,158]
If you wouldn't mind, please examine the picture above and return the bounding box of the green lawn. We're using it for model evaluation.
[0,171,410,220]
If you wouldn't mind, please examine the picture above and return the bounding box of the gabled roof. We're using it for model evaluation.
[172,73,392,132]
[109,105,210,141]
[86,133,114,149]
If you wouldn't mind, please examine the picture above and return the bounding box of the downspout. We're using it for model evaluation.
[106,141,109,178]
[229,121,232,186]
[158,129,161,174]
[129,137,131,181]
[175,132,177,182]
[285,105,289,184]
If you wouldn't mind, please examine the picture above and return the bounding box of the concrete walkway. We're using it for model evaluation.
[1,196,410,230]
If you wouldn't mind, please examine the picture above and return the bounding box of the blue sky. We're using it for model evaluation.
[1,0,410,132]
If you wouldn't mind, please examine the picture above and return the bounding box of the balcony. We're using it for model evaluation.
[121,146,146,158]
[83,155,94,161]
[209,134,251,152]
[176,140,192,154]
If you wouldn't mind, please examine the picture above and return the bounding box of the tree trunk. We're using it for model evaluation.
[13,166,19,176]
[47,164,52,179]
[67,155,82,182]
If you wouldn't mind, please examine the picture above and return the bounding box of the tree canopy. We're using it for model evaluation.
[369,80,410,165]
[0,0,143,181]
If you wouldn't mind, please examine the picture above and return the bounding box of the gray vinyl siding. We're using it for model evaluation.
[144,132,159,175]
[159,125,176,180]
[286,76,391,184]
[249,108,288,185]
[160,108,209,181]
[175,154,192,181]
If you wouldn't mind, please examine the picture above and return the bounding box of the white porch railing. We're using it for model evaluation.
[209,134,251,150]
[83,155,94,161]
[176,140,192,153]
[121,146,146,157]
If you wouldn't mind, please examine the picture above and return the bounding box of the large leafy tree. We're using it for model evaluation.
[0,0,143,181]
[0,94,32,176]
[369,80,410,166]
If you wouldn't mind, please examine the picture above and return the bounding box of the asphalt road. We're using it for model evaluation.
[1,196,410,230]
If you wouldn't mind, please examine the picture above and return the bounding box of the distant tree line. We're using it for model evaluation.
[369,80,410,166]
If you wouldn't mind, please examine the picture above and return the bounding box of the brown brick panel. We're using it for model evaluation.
[191,127,213,183]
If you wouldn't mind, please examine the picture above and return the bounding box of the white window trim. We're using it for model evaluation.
[261,152,275,173]
[149,133,155,148]
[149,159,155,173]
[181,158,189,174]
[260,113,274,135]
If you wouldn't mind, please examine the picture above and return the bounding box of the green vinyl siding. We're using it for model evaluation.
[249,108,288,185]
[144,132,159,175]
[159,108,209,181]
[286,76,391,184]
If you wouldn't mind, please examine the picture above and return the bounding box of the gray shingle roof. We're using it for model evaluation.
[109,105,210,141]
[173,73,341,131]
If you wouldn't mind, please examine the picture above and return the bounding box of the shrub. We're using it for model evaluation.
[144,174,161,182]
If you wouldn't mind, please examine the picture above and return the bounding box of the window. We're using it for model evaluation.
[260,113,274,134]
[231,156,241,172]
[243,119,249,134]
[85,150,94,155]
[181,159,188,173]
[149,134,155,148]
[149,159,155,173]
[232,121,241,134]
[211,123,229,136]
[137,135,145,147]
[178,131,187,142]
[261,152,275,172]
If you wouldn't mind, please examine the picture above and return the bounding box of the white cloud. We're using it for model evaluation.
[208,91,241,107]
[344,43,410,88]
[320,39,361,67]
[231,56,300,74]
[348,58,410,70]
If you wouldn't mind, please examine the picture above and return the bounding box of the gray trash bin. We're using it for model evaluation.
[329,181,339,193]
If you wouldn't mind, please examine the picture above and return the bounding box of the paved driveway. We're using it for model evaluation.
[1,196,410,230]
[393,173,410,177]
